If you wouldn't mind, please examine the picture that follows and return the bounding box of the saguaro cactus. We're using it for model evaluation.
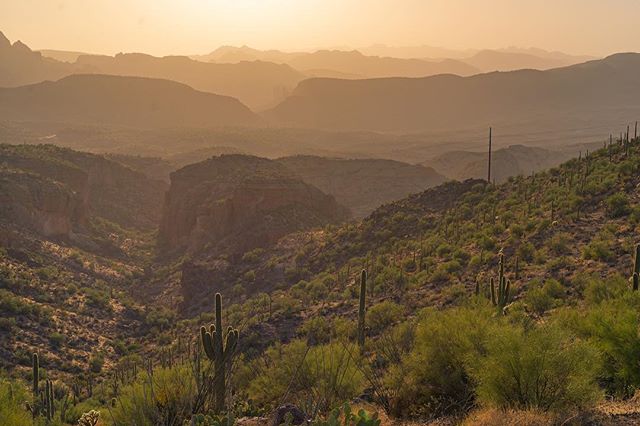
[490,253,511,310]
[31,353,39,418]
[44,379,54,420]
[357,270,367,349]
[200,293,239,413]
[32,353,39,395]
[632,244,640,291]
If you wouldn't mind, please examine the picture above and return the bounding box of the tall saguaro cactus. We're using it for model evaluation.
[44,379,54,421]
[31,353,39,418]
[487,127,493,184]
[200,293,239,413]
[632,244,640,291]
[357,270,367,350]
[491,253,511,310]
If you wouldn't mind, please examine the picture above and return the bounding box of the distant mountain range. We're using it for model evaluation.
[195,47,479,79]
[0,74,259,129]
[73,53,304,109]
[0,31,303,109]
[267,53,640,133]
[2,30,604,114]
[192,45,595,75]
[0,32,91,87]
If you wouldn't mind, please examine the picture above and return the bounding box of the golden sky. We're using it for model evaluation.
[1,0,639,56]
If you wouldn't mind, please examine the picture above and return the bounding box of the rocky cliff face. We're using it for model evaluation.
[159,155,350,255]
[0,144,167,232]
[0,168,84,237]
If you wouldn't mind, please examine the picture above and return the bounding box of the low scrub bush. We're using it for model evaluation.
[471,324,601,412]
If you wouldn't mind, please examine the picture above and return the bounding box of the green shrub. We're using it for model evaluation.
[583,238,614,262]
[89,352,104,373]
[0,377,31,426]
[367,301,403,333]
[524,279,565,314]
[471,324,601,412]
[563,294,640,397]
[548,233,571,256]
[49,332,65,348]
[517,242,536,262]
[248,340,363,412]
[606,192,631,218]
[583,274,627,304]
[299,316,333,344]
[386,305,495,417]
[110,365,195,426]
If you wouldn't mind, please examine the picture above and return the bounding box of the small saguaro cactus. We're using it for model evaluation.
[357,270,367,349]
[200,293,239,413]
[490,252,511,310]
[632,244,640,291]
[32,353,39,395]
[44,379,54,420]
[31,353,39,418]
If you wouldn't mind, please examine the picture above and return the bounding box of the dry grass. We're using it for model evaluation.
[461,409,556,426]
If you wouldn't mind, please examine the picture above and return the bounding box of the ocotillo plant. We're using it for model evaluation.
[200,293,239,413]
[357,269,367,350]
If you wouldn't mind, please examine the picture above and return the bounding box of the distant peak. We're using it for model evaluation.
[0,31,10,48]
[12,40,33,53]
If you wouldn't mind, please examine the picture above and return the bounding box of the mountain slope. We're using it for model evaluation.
[277,156,447,218]
[0,74,259,129]
[423,144,582,183]
[0,144,164,377]
[266,53,640,132]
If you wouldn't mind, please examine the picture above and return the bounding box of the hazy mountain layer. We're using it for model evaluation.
[75,53,305,109]
[0,31,89,87]
[267,53,640,133]
[0,74,259,129]
[277,155,447,218]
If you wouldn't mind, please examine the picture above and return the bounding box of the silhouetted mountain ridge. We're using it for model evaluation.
[267,53,640,132]
[0,74,259,129]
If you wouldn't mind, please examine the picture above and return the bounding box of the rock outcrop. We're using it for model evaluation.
[159,155,350,255]
[0,144,167,231]
[0,168,84,237]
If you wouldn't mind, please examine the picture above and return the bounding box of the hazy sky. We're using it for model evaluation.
[1,0,639,56]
